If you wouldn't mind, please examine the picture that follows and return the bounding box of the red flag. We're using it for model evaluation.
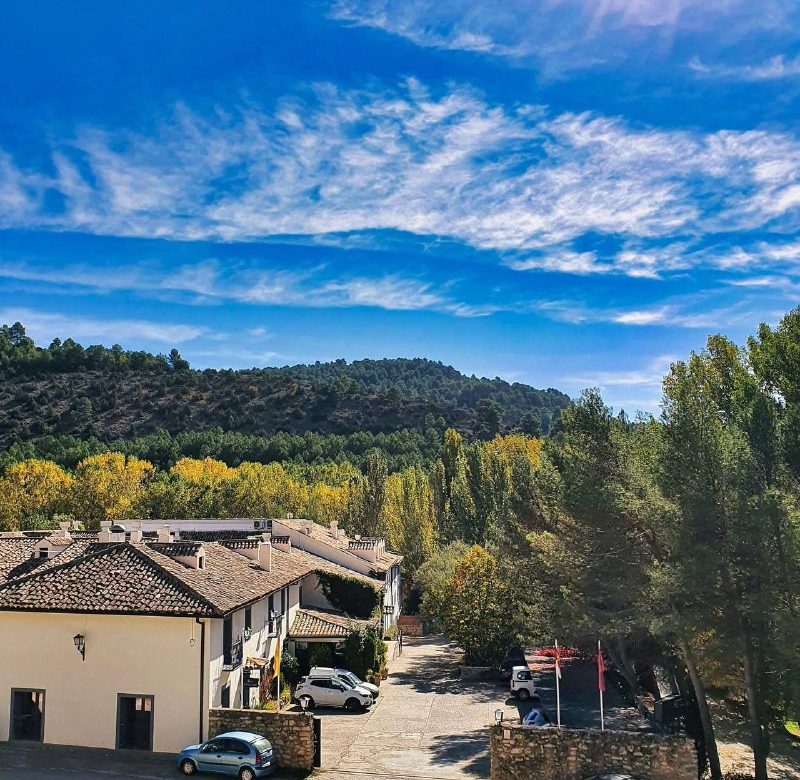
[597,645,606,692]
[555,645,562,679]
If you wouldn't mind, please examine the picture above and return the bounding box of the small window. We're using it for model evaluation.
[280,587,286,614]
[38,547,48,559]
[311,679,331,689]
[244,606,252,631]
[515,670,532,681]
[268,594,274,614]
[221,683,230,708]
[198,556,205,569]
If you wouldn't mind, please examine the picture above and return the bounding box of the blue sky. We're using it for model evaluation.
[2,1,800,412]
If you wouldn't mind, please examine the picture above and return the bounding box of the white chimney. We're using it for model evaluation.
[130,520,143,544]
[257,540,272,572]
[57,521,72,543]
[157,524,172,544]
[99,520,113,543]
[330,521,340,540]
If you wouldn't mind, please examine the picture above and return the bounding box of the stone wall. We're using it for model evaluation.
[489,724,696,780]
[209,708,315,771]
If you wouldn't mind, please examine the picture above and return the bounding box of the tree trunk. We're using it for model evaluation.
[604,639,637,694]
[678,635,722,780]
[741,634,770,780]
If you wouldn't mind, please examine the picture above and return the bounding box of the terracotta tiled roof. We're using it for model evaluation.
[276,519,402,573]
[0,544,216,616]
[148,541,204,557]
[138,542,311,615]
[288,607,378,640]
[0,537,39,580]
[286,547,384,591]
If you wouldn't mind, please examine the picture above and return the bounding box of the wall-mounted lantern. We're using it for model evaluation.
[73,633,86,661]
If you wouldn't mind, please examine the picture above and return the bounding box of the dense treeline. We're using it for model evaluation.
[0,323,569,450]
[0,428,443,473]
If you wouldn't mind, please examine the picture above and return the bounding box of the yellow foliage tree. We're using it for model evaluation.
[224,462,309,518]
[0,459,73,531]
[305,482,349,528]
[72,453,154,526]
[170,457,233,484]
[384,467,437,574]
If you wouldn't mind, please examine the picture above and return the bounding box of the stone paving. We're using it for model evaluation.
[314,635,520,780]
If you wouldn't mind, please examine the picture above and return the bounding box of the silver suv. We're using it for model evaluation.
[295,675,373,711]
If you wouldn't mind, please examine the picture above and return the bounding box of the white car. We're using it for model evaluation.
[510,665,537,700]
[295,675,373,711]
[309,666,380,699]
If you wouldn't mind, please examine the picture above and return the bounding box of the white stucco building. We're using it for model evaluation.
[0,519,397,753]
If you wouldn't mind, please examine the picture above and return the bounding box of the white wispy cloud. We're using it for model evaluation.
[329,0,795,74]
[0,307,207,345]
[690,54,800,81]
[0,258,493,317]
[2,81,800,279]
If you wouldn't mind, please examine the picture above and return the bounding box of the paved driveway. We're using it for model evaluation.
[314,635,520,780]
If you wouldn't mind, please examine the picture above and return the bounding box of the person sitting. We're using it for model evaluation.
[522,695,552,727]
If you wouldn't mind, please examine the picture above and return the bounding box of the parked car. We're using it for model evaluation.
[309,665,380,698]
[295,674,374,711]
[510,665,537,701]
[177,731,275,778]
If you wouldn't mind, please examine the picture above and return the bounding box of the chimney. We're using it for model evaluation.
[99,520,113,543]
[130,520,143,544]
[330,521,340,540]
[157,524,172,544]
[57,521,73,543]
[257,540,272,572]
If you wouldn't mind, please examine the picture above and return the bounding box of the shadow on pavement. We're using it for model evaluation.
[427,729,490,777]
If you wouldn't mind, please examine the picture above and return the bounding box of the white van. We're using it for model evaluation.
[510,665,537,700]
[309,666,380,698]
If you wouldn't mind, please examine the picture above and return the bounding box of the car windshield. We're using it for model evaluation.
[341,672,361,685]
[252,737,271,753]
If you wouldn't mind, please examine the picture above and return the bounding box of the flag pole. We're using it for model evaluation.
[555,639,561,729]
[598,639,605,731]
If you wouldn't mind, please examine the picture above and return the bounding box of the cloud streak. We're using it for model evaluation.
[2,82,800,283]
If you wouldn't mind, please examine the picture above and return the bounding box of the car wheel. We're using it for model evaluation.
[345,697,361,711]
[239,767,256,780]
[517,688,530,701]
[179,758,197,775]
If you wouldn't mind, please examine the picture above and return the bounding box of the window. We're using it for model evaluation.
[224,738,248,755]
[280,587,286,615]
[221,683,230,708]
[222,615,233,666]
[299,585,303,606]
[310,679,331,689]
[268,594,274,614]
[37,547,48,559]
[244,606,252,631]
[515,670,532,681]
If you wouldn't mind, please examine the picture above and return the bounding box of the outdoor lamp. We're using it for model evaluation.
[73,633,86,661]
[494,709,504,724]
[299,695,311,712]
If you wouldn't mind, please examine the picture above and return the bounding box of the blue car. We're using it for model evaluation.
[177,731,276,779]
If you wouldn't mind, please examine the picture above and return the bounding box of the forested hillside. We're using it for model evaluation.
[0,323,570,460]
